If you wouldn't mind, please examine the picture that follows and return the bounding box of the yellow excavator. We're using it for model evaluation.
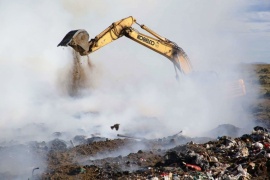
[58,16,245,97]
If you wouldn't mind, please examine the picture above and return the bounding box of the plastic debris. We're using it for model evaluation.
[183,162,202,171]
[37,126,270,179]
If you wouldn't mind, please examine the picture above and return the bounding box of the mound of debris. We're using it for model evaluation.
[38,126,270,179]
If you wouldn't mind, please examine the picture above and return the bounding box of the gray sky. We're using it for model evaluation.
[238,1,270,62]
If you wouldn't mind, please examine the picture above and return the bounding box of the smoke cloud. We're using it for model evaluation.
[0,0,261,177]
[0,0,257,141]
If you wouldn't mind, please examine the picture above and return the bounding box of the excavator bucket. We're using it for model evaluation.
[58,29,90,55]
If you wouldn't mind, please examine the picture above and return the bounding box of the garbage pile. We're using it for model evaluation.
[125,126,270,179]
[2,125,270,179]
[41,126,270,179]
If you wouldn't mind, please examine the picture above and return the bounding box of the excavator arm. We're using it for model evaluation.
[58,16,246,97]
[58,16,192,74]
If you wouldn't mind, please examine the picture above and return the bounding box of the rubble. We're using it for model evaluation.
[1,126,270,179]
[39,126,270,179]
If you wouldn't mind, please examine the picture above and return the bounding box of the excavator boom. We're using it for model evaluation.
[58,16,192,74]
[58,16,246,97]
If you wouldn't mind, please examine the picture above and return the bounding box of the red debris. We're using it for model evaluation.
[264,143,270,149]
[185,163,201,171]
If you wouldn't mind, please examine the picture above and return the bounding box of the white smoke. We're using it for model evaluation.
[0,0,262,177]
[0,0,258,139]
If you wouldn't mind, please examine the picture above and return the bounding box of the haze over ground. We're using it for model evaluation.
[0,0,269,141]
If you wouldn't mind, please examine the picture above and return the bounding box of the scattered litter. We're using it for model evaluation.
[111,124,120,131]
[183,162,202,171]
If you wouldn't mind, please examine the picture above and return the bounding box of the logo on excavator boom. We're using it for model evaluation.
[137,35,155,46]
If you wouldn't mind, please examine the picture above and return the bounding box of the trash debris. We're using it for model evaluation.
[117,134,145,140]
[254,142,264,149]
[254,126,268,132]
[111,124,120,131]
[68,167,86,175]
[183,162,202,171]
[32,167,39,177]
[5,125,270,179]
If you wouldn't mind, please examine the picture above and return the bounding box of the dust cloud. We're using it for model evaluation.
[0,0,256,140]
[65,51,95,96]
[0,0,259,178]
